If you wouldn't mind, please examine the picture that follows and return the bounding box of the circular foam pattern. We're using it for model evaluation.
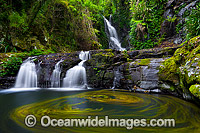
[10,89,200,132]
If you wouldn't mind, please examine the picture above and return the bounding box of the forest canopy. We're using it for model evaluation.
[0,0,199,53]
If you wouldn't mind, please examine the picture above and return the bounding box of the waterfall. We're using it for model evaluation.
[51,60,63,87]
[103,16,125,51]
[79,51,91,60]
[15,57,37,88]
[62,51,90,89]
[112,66,124,89]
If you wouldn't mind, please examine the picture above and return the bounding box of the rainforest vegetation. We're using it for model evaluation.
[0,0,199,77]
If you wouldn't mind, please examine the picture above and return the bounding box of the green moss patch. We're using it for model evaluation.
[189,85,200,99]
[134,59,151,66]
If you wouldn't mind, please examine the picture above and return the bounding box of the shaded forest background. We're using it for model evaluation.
[0,0,199,53]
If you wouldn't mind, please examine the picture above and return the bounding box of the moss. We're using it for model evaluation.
[188,35,200,47]
[187,45,200,60]
[127,58,133,62]
[170,86,175,91]
[104,49,113,52]
[159,36,200,96]
[104,71,114,79]
[139,59,151,66]
[159,57,179,84]
[94,51,114,58]
[134,59,151,66]
[189,84,200,99]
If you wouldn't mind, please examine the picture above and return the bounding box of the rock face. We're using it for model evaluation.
[36,52,81,88]
[158,36,200,100]
[0,77,16,89]
[0,47,178,89]
[1,39,199,103]
[160,0,199,43]
[85,47,179,91]
[128,58,166,89]
[161,8,176,38]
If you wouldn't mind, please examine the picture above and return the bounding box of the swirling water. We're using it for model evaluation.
[0,89,199,132]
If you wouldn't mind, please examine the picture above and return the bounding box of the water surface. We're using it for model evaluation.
[0,89,200,132]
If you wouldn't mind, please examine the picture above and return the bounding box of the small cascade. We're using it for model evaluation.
[103,15,125,51]
[15,57,37,88]
[112,66,124,89]
[51,60,63,87]
[62,51,90,89]
[79,51,91,60]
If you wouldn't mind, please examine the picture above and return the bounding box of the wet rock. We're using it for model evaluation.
[159,36,200,100]
[164,9,174,19]
[178,1,198,17]
[128,58,166,89]
[161,19,176,38]
[174,38,183,44]
[35,52,80,88]
[0,47,180,89]
[166,0,176,9]
[0,77,16,89]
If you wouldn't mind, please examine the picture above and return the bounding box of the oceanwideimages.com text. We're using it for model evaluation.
[25,115,175,129]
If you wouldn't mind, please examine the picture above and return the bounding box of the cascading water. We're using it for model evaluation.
[112,66,124,89]
[62,51,90,89]
[103,15,125,51]
[15,57,37,88]
[79,51,91,60]
[51,60,63,87]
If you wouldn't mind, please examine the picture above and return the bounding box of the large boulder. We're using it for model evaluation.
[159,36,200,100]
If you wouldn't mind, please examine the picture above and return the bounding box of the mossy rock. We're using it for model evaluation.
[160,83,175,91]
[87,50,115,68]
[12,36,44,51]
[94,51,115,58]
[159,36,200,98]
[159,57,179,85]
[189,84,200,99]
[134,59,151,66]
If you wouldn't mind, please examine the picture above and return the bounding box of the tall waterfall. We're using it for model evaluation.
[15,57,37,88]
[62,51,90,89]
[51,60,63,87]
[103,15,125,51]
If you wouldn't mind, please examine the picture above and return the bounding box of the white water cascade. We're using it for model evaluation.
[51,60,63,87]
[62,51,90,89]
[15,57,37,88]
[103,15,125,51]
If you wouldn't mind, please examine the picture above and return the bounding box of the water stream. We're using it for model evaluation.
[62,51,90,89]
[0,50,200,132]
[51,60,63,88]
[14,57,37,88]
[103,15,125,51]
